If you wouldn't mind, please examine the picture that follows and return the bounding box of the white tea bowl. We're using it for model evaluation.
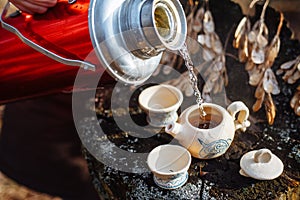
[147,144,191,189]
[138,84,183,127]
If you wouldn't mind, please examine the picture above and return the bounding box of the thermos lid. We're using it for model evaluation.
[88,0,186,85]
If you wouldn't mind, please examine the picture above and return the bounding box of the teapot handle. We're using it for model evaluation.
[227,101,250,132]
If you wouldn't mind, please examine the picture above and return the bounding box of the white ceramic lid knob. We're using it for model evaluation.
[240,148,284,180]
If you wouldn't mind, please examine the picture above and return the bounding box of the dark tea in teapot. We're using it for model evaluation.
[189,114,221,129]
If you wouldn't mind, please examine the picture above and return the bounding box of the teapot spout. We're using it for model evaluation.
[165,121,182,138]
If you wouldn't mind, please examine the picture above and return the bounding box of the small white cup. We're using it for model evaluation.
[138,84,183,127]
[147,144,191,189]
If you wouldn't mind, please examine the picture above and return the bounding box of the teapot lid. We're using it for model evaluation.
[239,148,284,180]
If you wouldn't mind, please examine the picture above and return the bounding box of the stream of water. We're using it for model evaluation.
[179,43,206,117]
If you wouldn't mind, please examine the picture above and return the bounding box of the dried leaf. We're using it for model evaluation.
[192,23,202,33]
[268,35,280,57]
[266,35,280,67]
[262,22,269,37]
[231,0,300,42]
[203,63,213,77]
[276,69,284,75]
[263,69,280,95]
[202,92,212,103]
[234,17,250,49]
[252,20,268,37]
[248,67,264,86]
[203,10,215,33]
[245,61,255,71]
[249,20,269,50]
[212,34,223,55]
[287,70,300,84]
[294,103,300,116]
[238,48,247,63]
[205,34,212,48]
[255,84,265,99]
[264,93,276,125]
[251,46,265,64]
[290,87,300,116]
[213,79,221,94]
[208,71,219,82]
[193,9,204,33]
[233,33,242,49]
[196,7,205,20]
[198,34,211,48]
[280,59,297,70]
[197,34,205,45]
[257,63,265,70]
[222,73,228,88]
[238,35,249,62]
[248,31,257,43]
[189,37,201,54]
[203,80,214,93]
[223,70,229,86]
[257,34,268,48]
[282,68,296,81]
[186,6,196,34]
[234,17,248,38]
[290,90,297,108]
[212,60,223,72]
[260,23,269,42]
[253,94,264,112]
[203,48,215,61]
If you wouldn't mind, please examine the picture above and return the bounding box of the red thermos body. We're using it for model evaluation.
[0,0,187,104]
[0,0,111,104]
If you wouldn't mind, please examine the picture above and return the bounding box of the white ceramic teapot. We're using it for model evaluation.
[165,101,250,159]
